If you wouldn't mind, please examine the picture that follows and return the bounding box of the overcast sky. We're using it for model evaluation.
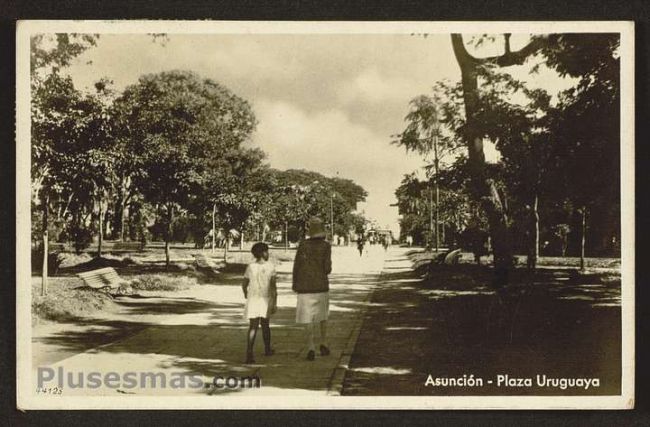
[64,33,572,235]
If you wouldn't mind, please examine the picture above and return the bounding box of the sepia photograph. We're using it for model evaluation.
[15,20,634,409]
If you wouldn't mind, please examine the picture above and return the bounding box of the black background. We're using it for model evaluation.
[0,0,648,425]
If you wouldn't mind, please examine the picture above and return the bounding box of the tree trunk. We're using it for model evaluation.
[98,197,104,258]
[433,130,440,253]
[113,174,133,241]
[41,194,49,296]
[211,203,216,253]
[113,201,125,241]
[285,221,289,251]
[428,186,433,250]
[104,210,111,241]
[224,232,229,263]
[113,184,124,241]
[434,180,440,252]
[120,204,127,241]
[527,195,539,271]
[451,34,513,287]
[330,195,334,242]
[441,221,445,246]
[165,204,173,269]
[533,195,540,261]
[580,207,587,271]
[240,228,244,250]
[60,192,74,220]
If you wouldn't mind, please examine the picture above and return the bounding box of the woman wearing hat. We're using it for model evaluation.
[292,217,332,361]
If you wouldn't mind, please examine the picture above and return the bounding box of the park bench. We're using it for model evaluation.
[112,241,143,252]
[433,248,462,265]
[443,249,462,265]
[49,242,66,253]
[77,267,128,290]
[422,249,463,280]
[192,253,225,275]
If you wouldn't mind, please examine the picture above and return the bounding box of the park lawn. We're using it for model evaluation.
[31,276,117,325]
[29,248,278,367]
[31,273,202,325]
[408,248,621,270]
[30,248,261,325]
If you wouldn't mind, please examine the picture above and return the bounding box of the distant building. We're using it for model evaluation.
[366,228,394,244]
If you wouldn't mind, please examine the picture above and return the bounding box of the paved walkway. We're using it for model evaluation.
[32,245,388,396]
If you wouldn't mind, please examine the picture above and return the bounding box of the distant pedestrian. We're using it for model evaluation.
[293,217,332,361]
[242,242,277,364]
[357,237,365,257]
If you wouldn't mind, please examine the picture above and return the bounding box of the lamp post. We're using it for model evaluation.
[330,193,334,242]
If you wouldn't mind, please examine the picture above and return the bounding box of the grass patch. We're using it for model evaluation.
[129,274,198,291]
[58,252,93,269]
[271,250,295,263]
[32,278,116,325]
[533,256,620,269]
[408,250,620,270]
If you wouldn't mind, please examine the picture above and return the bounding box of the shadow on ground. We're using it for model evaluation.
[33,269,380,395]
[342,260,622,396]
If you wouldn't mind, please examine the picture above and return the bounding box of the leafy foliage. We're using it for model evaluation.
[397,33,621,257]
[261,169,367,240]
[110,70,258,254]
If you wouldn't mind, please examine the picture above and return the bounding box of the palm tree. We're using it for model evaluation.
[393,95,447,252]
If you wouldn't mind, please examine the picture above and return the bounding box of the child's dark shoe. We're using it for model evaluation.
[264,348,275,356]
[306,350,315,361]
[319,345,330,356]
[245,354,255,364]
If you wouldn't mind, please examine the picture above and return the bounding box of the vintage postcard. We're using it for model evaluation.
[16,20,634,409]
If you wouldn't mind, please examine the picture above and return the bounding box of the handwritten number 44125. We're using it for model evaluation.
[36,387,63,395]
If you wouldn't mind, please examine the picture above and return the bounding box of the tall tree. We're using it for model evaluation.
[269,169,367,240]
[31,34,99,295]
[542,34,621,262]
[114,70,257,267]
[450,33,548,286]
[449,33,621,281]
[394,173,431,246]
[393,88,462,250]
[471,69,552,270]
[395,170,475,247]
[209,148,268,255]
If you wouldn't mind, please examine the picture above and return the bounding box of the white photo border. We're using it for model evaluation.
[16,19,635,410]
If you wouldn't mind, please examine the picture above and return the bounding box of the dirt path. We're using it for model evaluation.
[31,246,387,396]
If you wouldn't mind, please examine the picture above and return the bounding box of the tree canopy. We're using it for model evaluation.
[394,33,621,267]
[31,47,370,269]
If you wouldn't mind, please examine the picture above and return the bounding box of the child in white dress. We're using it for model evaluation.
[243,242,277,364]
